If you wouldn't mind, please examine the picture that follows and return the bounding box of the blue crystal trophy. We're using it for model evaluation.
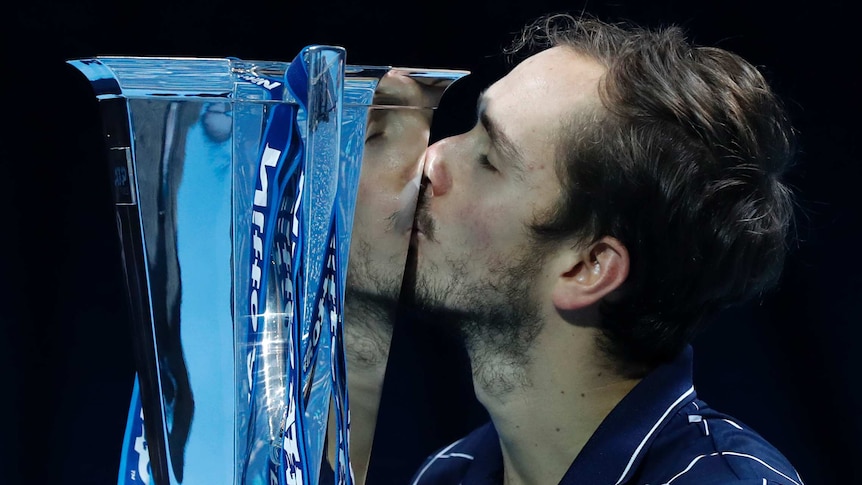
[67,50,467,485]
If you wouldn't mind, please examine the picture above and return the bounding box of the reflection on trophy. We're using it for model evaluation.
[67,49,466,485]
[333,70,456,483]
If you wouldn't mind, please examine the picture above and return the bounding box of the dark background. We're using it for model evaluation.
[5,1,859,484]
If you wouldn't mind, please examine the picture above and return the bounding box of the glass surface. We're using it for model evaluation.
[67,52,468,485]
[335,68,464,484]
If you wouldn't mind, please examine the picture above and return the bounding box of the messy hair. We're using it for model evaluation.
[513,14,797,374]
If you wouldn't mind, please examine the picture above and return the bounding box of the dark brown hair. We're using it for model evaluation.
[512,14,797,374]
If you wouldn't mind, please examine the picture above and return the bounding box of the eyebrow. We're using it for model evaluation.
[373,90,410,106]
[477,90,525,170]
[372,77,436,108]
[369,91,436,111]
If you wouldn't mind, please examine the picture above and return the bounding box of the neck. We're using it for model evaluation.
[472,324,640,485]
[326,311,392,484]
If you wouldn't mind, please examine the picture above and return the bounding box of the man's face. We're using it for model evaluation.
[346,71,443,305]
[412,47,605,350]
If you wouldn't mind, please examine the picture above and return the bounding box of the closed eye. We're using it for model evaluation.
[365,109,388,143]
[478,155,497,172]
[365,130,383,143]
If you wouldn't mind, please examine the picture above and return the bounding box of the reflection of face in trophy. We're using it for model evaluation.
[344,71,444,365]
[330,70,448,484]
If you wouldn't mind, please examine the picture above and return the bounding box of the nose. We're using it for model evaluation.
[422,138,452,197]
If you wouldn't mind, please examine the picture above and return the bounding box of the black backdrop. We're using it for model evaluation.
[5,1,860,484]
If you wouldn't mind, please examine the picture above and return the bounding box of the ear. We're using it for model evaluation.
[551,237,629,311]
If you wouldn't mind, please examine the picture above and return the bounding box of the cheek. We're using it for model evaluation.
[357,150,399,202]
[355,173,397,228]
[455,202,507,250]
[355,186,400,223]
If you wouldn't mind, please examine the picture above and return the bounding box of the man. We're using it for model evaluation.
[409,13,803,485]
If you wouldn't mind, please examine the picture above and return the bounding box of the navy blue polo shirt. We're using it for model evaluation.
[410,346,804,485]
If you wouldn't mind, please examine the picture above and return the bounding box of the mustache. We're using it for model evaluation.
[413,188,436,241]
[386,176,436,241]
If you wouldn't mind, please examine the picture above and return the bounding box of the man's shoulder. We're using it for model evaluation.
[631,400,804,485]
[409,422,497,485]
[408,400,805,485]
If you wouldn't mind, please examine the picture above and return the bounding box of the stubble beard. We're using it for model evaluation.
[413,247,546,397]
[343,238,405,369]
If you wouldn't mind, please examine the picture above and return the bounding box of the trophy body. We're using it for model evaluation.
[68,51,467,485]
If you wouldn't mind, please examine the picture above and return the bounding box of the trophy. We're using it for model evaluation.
[67,47,467,485]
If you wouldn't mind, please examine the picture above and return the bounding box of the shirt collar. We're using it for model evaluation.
[460,346,697,485]
[561,345,697,484]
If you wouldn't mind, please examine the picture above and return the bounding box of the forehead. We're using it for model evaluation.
[483,46,605,162]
